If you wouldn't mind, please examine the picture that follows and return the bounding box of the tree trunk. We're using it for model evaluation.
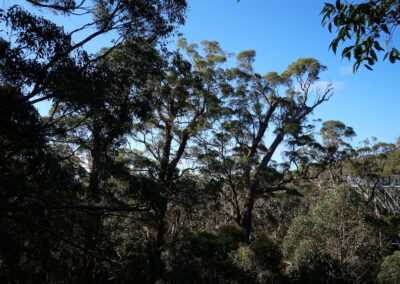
[149,123,173,283]
[240,183,257,238]
[240,131,285,238]
[149,196,167,283]
[83,117,104,281]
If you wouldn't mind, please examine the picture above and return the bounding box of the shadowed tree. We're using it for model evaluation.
[0,1,188,278]
[0,0,187,111]
[129,40,225,281]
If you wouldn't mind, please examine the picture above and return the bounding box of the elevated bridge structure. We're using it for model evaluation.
[347,175,400,215]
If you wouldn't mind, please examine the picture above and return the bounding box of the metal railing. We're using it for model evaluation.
[347,175,400,215]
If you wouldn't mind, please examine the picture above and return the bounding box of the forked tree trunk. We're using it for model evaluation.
[240,132,285,238]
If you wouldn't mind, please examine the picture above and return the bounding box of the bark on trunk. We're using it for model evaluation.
[83,117,105,281]
[240,183,257,238]
[240,131,285,238]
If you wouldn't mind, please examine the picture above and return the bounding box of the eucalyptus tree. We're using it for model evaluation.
[0,40,159,281]
[0,0,189,213]
[0,0,188,189]
[197,53,333,237]
[0,0,188,279]
[128,40,226,281]
[307,120,356,188]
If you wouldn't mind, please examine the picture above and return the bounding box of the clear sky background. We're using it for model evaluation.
[179,0,400,145]
[4,0,400,146]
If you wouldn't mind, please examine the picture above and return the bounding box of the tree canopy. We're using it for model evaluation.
[0,1,399,283]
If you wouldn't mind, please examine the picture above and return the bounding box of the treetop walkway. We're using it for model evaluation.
[347,175,400,215]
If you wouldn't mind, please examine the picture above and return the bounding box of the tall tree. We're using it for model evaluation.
[313,120,356,188]
[0,7,184,276]
[129,41,224,281]
[197,50,332,237]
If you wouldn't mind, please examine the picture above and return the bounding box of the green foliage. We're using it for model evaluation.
[232,236,285,283]
[321,0,400,71]
[0,1,188,282]
[288,251,354,284]
[1,2,399,282]
[285,58,327,81]
[320,120,356,147]
[165,226,254,283]
[378,250,400,283]
[283,186,381,281]
[195,50,332,236]
[347,140,398,194]
[383,148,400,174]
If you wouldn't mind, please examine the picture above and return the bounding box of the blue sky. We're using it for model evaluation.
[5,0,400,145]
[179,0,400,145]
